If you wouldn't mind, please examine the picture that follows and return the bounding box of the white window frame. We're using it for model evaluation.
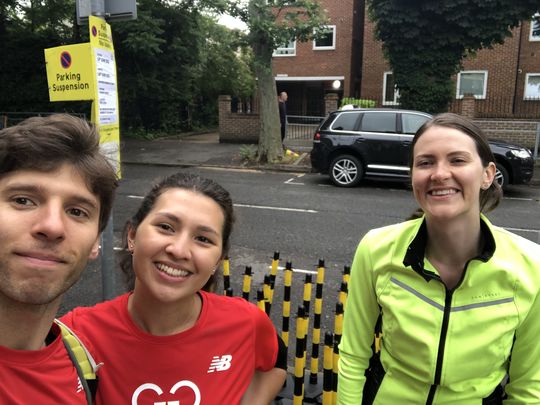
[456,70,488,99]
[273,39,296,57]
[382,72,400,105]
[313,25,336,50]
[530,13,540,41]
[524,73,540,99]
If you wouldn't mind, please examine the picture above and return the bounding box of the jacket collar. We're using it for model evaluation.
[402,214,496,282]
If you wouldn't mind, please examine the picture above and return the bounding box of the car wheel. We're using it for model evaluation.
[329,155,364,187]
[494,163,509,189]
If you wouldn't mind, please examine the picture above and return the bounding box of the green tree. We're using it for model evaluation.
[367,0,540,113]
[217,0,327,163]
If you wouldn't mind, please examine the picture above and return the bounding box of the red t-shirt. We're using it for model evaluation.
[62,291,278,404]
[0,323,89,404]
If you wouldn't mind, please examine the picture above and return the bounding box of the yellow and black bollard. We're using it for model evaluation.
[322,332,334,405]
[241,265,252,301]
[225,287,234,297]
[263,274,273,315]
[338,281,348,310]
[269,251,280,297]
[342,265,351,285]
[332,302,344,403]
[222,256,230,294]
[256,288,266,313]
[302,273,313,316]
[281,261,293,348]
[293,306,308,405]
[309,259,325,385]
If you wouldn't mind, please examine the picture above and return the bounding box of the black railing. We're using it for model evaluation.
[285,115,325,140]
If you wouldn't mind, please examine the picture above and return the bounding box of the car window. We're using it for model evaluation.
[402,113,430,134]
[330,112,360,131]
[360,112,397,133]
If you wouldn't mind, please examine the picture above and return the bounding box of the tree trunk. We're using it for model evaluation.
[255,61,283,163]
[249,0,283,163]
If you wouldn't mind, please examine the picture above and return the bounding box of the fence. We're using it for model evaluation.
[286,115,325,141]
[0,111,87,128]
[448,95,540,119]
[219,252,356,404]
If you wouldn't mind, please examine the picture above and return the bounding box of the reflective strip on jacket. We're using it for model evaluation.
[337,215,540,404]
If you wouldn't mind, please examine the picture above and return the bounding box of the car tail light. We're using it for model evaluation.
[314,132,321,141]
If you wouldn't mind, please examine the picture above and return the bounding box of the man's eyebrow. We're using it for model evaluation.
[3,183,99,210]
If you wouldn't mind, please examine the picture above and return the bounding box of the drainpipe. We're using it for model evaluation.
[512,22,524,115]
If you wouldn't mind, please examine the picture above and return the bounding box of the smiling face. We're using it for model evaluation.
[128,188,225,304]
[0,164,101,307]
[411,125,496,224]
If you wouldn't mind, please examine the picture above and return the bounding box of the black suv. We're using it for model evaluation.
[310,108,534,189]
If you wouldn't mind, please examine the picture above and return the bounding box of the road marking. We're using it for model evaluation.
[271,265,318,275]
[235,203,317,213]
[504,196,533,201]
[129,195,317,213]
[504,226,539,234]
[285,174,306,185]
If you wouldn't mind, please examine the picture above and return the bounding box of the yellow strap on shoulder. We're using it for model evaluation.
[54,319,101,380]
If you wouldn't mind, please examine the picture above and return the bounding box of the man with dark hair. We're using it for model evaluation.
[0,114,118,403]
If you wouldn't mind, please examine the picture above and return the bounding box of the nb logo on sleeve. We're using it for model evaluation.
[207,355,232,373]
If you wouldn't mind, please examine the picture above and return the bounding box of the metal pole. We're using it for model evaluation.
[534,122,539,160]
[100,216,116,300]
[91,0,115,300]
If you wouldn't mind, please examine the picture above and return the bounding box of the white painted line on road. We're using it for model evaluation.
[285,173,306,185]
[271,265,318,275]
[504,226,539,234]
[235,203,317,213]
[504,197,533,201]
[128,195,144,199]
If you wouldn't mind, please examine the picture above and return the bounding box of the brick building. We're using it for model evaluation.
[361,11,540,118]
[272,3,540,119]
[271,0,364,116]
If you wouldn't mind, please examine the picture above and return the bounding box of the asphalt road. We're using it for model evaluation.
[60,165,540,346]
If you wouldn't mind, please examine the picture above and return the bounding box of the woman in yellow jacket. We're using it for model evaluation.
[338,113,540,404]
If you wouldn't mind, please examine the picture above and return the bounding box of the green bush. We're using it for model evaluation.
[239,144,258,163]
[340,98,376,108]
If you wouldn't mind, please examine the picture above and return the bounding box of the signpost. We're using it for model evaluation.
[44,2,135,300]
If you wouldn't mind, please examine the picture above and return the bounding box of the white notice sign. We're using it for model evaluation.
[94,47,118,125]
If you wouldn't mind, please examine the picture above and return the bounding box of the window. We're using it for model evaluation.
[524,74,540,99]
[360,112,397,133]
[331,112,359,131]
[383,72,399,105]
[273,39,296,56]
[456,71,487,99]
[313,25,336,50]
[402,113,430,135]
[530,13,540,41]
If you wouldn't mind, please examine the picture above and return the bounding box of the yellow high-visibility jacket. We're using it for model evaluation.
[338,215,540,404]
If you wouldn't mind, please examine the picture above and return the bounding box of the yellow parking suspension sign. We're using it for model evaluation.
[44,43,94,101]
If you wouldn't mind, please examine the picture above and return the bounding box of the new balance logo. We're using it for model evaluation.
[207,355,232,373]
[76,377,84,394]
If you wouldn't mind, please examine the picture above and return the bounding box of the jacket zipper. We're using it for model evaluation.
[425,288,453,405]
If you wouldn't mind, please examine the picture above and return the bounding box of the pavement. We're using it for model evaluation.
[120,131,540,187]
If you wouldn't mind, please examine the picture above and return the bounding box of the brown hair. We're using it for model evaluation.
[0,114,118,232]
[409,113,502,213]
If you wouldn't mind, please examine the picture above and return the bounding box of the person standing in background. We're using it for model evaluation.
[278,91,288,142]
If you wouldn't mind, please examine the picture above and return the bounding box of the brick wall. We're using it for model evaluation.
[474,119,538,149]
[218,95,260,143]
